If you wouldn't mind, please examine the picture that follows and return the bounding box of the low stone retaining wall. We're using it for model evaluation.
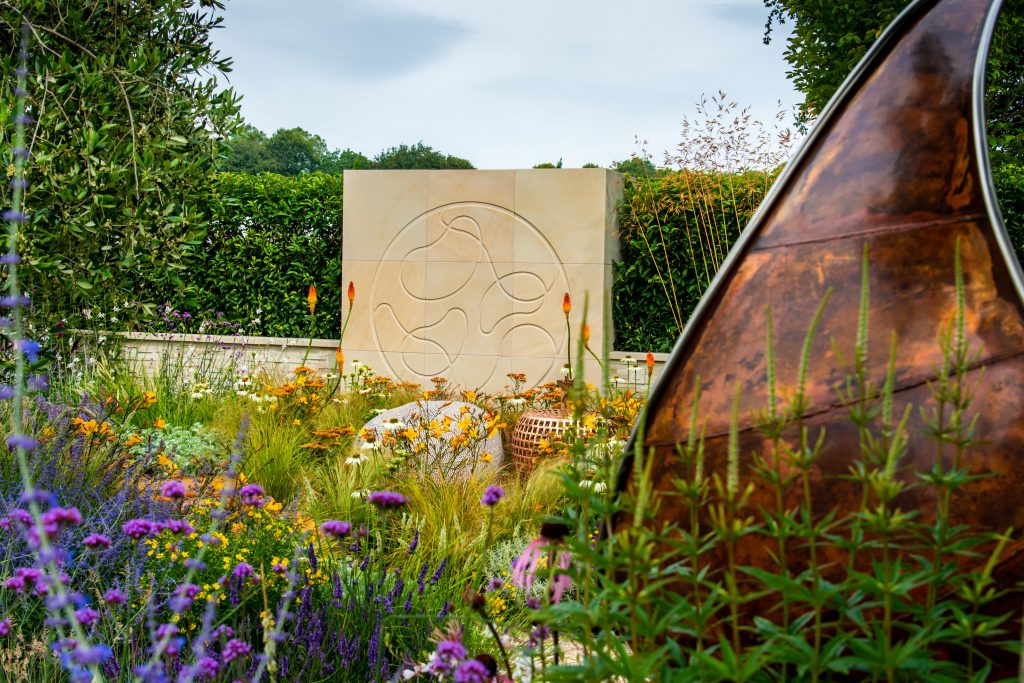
[119,332,671,388]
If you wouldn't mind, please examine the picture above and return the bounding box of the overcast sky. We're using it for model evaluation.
[211,0,801,169]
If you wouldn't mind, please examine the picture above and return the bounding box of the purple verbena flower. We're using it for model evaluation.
[194,655,220,678]
[481,485,505,507]
[429,638,467,675]
[232,562,254,580]
[159,480,187,499]
[454,659,490,683]
[74,607,100,628]
[0,618,10,636]
[222,638,251,663]
[103,588,127,605]
[122,519,157,539]
[367,490,407,509]
[159,518,193,535]
[82,533,112,551]
[238,483,265,507]
[320,520,352,538]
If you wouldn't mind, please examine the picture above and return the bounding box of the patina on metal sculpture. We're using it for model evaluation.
[616,0,1024,588]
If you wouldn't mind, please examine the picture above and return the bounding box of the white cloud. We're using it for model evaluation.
[213,0,800,168]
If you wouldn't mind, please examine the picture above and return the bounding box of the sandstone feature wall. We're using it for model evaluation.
[342,169,622,392]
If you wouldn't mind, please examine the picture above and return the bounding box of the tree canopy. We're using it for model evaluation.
[220,126,372,175]
[220,134,473,174]
[1,0,241,318]
[763,0,1024,165]
[372,142,474,170]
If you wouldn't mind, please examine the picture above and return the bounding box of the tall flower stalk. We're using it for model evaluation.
[3,23,106,681]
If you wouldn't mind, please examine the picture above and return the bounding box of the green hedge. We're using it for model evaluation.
[169,172,344,338]
[127,164,1024,349]
[994,162,1024,260]
[612,170,777,352]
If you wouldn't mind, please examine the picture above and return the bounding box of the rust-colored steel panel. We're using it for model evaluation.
[617,0,1024,590]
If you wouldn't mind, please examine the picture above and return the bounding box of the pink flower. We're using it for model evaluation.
[511,543,572,603]
[511,523,572,604]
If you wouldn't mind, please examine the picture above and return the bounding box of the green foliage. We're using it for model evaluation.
[183,172,344,338]
[613,168,777,352]
[542,264,1020,681]
[533,158,563,169]
[611,156,658,177]
[985,2,1024,168]
[372,141,474,169]
[220,126,372,175]
[763,0,1024,165]
[0,0,241,321]
[128,422,227,475]
[994,161,1024,261]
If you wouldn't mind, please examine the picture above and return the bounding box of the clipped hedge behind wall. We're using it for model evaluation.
[150,166,1022,350]
[179,172,344,339]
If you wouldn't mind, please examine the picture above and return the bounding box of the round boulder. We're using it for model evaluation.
[360,400,503,479]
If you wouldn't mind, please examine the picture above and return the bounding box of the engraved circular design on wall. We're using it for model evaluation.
[370,202,570,388]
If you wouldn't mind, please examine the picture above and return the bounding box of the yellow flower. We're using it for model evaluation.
[292,419,301,426]
[480,452,493,463]
[154,418,166,430]
[124,434,143,448]
[142,391,158,407]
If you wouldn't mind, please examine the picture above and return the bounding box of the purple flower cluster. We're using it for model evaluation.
[368,490,407,509]
[454,659,491,683]
[121,517,193,540]
[159,479,187,499]
[74,607,100,627]
[82,533,111,551]
[232,562,255,580]
[222,637,251,662]
[480,485,505,507]
[239,483,265,507]
[4,567,45,594]
[430,638,468,675]
[321,520,352,538]
[122,518,158,539]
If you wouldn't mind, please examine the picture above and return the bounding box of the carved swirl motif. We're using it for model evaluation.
[371,202,569,388]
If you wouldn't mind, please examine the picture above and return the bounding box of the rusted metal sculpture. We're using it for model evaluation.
[617,0,1024,581]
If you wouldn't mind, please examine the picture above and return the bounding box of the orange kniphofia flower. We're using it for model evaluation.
[646,352,655,378]
[581,323,591,347]
[562,292,571,316]
[347,281,356,304]
[308,284,318,315]
[335,346,344,369]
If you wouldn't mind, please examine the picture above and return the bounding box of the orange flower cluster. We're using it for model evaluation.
[300,425,357,451]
